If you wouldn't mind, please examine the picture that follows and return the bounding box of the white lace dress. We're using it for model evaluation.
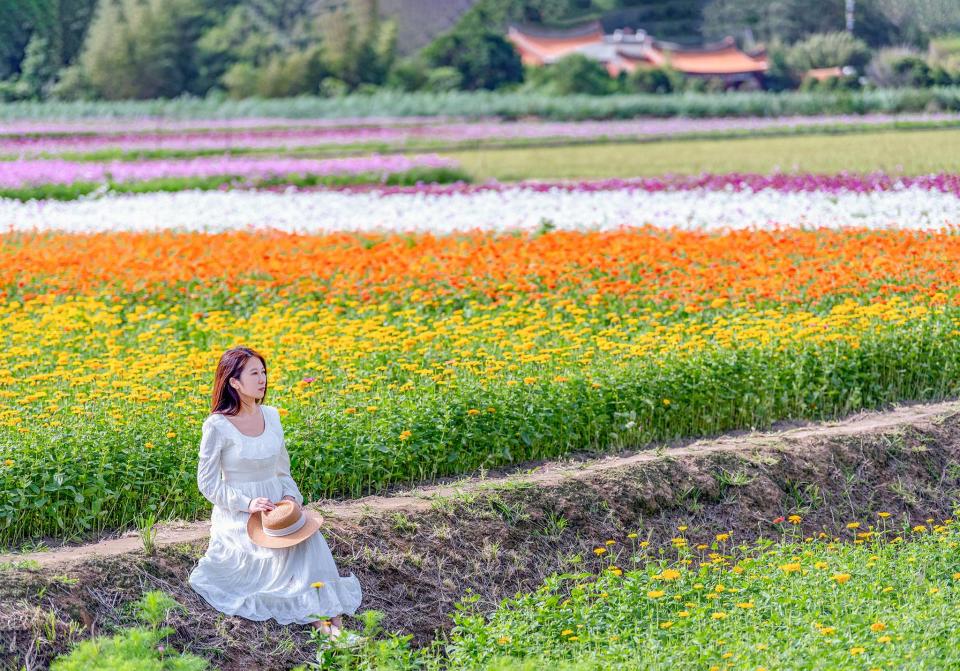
[188,404,362,625]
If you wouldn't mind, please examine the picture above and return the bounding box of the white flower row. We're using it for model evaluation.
[4,185,960,234]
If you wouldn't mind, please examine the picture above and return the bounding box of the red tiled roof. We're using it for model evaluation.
[646,44,767,75]
[507,25,605,66]
[507,24,768,76]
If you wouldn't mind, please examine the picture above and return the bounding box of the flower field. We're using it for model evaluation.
[444,515,960,670]
[4,108,960,670]
[1,112,956,159]
[4,212,960,546]
[5,173,960,232]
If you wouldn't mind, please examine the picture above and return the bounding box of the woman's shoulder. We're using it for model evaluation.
[203,412,226,431]
[261,404,282,424]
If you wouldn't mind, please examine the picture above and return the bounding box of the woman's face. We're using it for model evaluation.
[231,356,266,401]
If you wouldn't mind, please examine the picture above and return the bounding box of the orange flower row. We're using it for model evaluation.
[3,226,959,305]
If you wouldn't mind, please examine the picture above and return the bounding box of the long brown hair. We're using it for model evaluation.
[210,346,268,416]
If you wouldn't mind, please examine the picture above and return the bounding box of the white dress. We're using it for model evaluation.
[188,404,362,625]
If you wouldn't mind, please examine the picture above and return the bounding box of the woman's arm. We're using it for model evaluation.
[197,419,254,514]
[275,416,304,506]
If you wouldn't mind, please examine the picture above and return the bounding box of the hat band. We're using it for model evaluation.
[263,511,308,537]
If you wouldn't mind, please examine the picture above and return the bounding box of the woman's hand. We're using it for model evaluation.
[248,497,276,514]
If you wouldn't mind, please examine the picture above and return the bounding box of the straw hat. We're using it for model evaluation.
[247,500,323,548]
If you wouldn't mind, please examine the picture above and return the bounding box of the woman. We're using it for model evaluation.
[188,346,362,638]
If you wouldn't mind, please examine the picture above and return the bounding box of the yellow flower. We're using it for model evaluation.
[3,459,14,467]
[366,405,378,412]
[594,547,607,556]
[497,636,511,645]
[647,590,666,599]
[711,612,727,620]
[523,377,537,385]
[627,533,638,539]
[310,581,325,589]
[605,539,616,545]
[657,569,682,581]
[399,430,412,441]
[659,621,673,629]
[467,408,480,416]
[662,399,671,405]
[779,563,802,574]
[715,533,730,542]
[850,647,866,656]
[814,561,828,570]
[736,602,754,609]
[877,636,892,644]
[560,629,573,636]
[870,622,886,632]
[878,512,891,518]
[344,407,357,414]
[913,525,927,533]
[832,573,852,585]
[166,431,176,438]
[846,522,860,530]
[788,515,802,525]
[678,611,690,618]
[677,525,688,531]
[819,626,836,636]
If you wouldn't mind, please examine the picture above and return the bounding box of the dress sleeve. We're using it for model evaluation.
[272,408,304,506]
[197,416,253,514]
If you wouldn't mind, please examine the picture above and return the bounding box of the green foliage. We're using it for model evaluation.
[80,0,213,99]
[423,22,523,91]
[0,166,472,203]
[626,66,682,94]
[527,53,615,95]
[49,591,206,671]
[786,31,872,72]
[13,87,960,121]
[443,517,960,669]
[866,47,938,88]
[424,66,464,93]
[385,57,429,91]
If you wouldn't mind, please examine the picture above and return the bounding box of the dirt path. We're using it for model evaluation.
[6,398,959,569]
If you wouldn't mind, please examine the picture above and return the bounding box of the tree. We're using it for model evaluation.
[80,0,210,99]
[423,23,523,90]
[786,31,871,72]
[530,52,614,94]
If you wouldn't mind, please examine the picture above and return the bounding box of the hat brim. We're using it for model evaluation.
[247,508,323,548]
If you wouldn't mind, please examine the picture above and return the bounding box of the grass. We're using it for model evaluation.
[0,165,471,202]
[6,119,960,163]
[448,128,960,180]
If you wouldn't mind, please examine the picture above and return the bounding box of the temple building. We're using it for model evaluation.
[507,22,768,89]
